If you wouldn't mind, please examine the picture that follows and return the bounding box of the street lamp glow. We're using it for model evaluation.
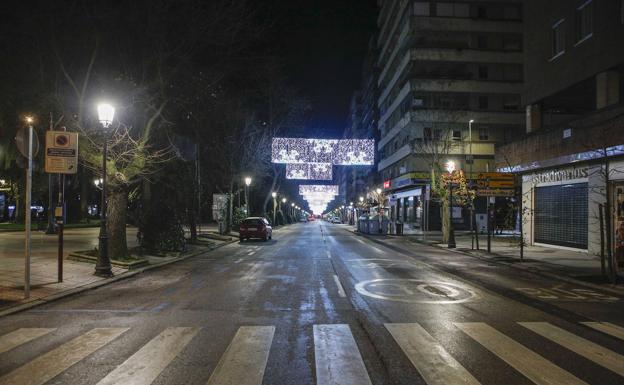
[97,103,115,128]
[446,160,456,173]
[376,188,382,194]
[469,119,474,124]
[291,203,295,207]
[359,196,364,202]
[244,177,252,186]
[271,192,277,198]
[25,116,34,124]
[282,198,287,203]
[94,178,103,187]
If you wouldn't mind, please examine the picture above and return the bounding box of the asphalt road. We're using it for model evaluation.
[0,222,623,385]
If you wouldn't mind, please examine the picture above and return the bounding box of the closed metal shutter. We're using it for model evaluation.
[534,183,588,249]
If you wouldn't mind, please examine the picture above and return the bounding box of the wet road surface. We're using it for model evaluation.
[0,222,622,384]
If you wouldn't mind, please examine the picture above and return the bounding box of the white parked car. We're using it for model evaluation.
[330,217,342,224]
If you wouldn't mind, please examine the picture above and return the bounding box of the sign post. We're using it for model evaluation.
[476,173,516,254]
[45,130,78,283]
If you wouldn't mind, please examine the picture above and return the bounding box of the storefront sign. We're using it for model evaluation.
[383,180,391,189]
[523,167,588,184]
[391,172,430,189]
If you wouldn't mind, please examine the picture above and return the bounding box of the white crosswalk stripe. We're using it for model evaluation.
[0,327,128,385]
[206,326,275,385]
[1,320,622,385]
[386,323,481,385]
[520,322,624,377]
[455,322,587,385]
[0,328,55,355]
[580,321,624,341]
[314,324,372,385]
[97,327,199,385]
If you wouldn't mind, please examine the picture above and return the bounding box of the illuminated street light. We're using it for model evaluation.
[95,103,115,277]
[446,160,456,173]
[376,188,382,194]
[271,192,277,225]
[244,177,252,186]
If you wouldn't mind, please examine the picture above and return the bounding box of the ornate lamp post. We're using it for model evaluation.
[446,160,457,249]
[95,103,114,277]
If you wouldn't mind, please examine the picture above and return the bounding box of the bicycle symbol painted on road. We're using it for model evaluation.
[355,279,477,304]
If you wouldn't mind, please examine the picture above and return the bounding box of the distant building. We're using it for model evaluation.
[375,0,525,233]
[338,35,380,220]
[496,0,624,266]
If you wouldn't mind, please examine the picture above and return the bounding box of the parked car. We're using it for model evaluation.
[299,217,308,222]
[330,217,342,224]
[307,216,316,221]
[239,217,272,242]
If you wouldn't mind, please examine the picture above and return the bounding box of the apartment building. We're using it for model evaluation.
[496,0,624,268]
[376,0,525,232]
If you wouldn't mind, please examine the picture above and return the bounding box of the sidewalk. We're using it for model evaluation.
[0,226,236,314]
[345,224,622,291]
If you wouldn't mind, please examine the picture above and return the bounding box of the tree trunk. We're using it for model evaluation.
[442,199,450,243]
[107,190,129,259]
[262,168,279,217]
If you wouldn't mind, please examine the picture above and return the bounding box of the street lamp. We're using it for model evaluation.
[446,160,457,249]
[95,103,115,277]
[271,192,277,226]
[244,176,252,216]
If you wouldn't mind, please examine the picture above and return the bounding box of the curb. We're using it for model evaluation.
[350,229,624,297]
[0,239,238,318]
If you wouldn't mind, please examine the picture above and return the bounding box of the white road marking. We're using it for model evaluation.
[520,322,624,377]
[314,324,372,385]
[455,322,587,385]
[0,328,128,385]
[97,327,199,385]
[326,250,332,259]
[0,328,55,354]
[385,323,480,385]
[581,322,624,341]
[206,326,275,385]
[333,275,346,297]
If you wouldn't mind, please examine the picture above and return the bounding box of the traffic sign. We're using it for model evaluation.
[45,131,78,174]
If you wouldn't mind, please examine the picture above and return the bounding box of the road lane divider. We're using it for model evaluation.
[97,327,199,385]
[520,322,624,377]
[455,322,587,385]
[580,321,624,341]
[0,328,55,355]
[206,326,275,385]
[314,324,372,385]
[333,275,346,297]
[385,323,481,385]
[0,328,129,385]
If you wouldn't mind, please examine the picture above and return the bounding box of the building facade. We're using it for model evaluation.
[338,35,380,221]
[375,0,525,232]
[496,0,624,272]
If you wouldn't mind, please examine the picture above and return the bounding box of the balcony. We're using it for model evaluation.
[378,143,411,171]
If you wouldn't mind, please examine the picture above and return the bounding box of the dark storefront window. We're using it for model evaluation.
[534,183,588,249]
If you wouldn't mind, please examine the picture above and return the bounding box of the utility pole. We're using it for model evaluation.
[45,113,56,235]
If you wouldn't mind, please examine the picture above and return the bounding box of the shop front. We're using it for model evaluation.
[384,172,430,234]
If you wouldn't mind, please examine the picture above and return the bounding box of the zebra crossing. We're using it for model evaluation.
[0,321,622,385]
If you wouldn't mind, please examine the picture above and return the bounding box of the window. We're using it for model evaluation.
[436,3,469,17]
[503,64,522,81]
[551,19,565,58]
[503,95,520,110]
[412,98,424,108]
[478,95,489,109]
[575,0,593,43]
[503,5,521,20]
[479,128,489,140]
[477,35,488,49]
[413,2,430,16]
[478,65,488,79]
[434,129,443,140]
[452,130,462,140]
[563,128,572,139]
[424,127,432,141]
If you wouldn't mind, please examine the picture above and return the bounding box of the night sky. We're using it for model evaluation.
[269,0,378,137]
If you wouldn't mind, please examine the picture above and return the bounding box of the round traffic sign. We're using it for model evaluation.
[14,126,40,159]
